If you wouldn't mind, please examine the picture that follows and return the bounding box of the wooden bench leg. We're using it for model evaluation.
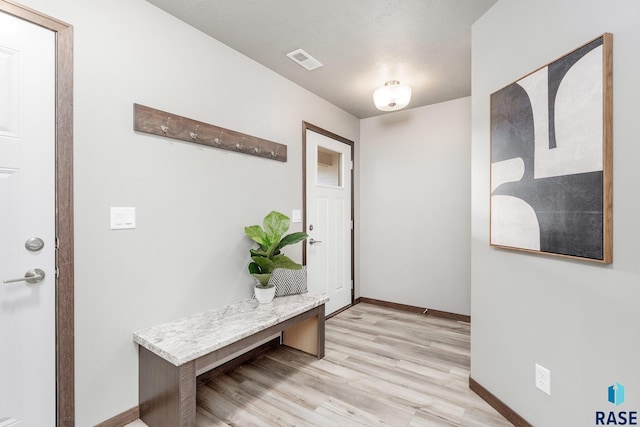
[317,304,325,359]
[282,305,325,359]
[139,347,196,427]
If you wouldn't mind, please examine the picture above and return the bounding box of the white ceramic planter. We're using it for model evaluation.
[254,285,275,304]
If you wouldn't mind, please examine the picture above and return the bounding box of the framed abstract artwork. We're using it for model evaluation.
[490,34,612,263]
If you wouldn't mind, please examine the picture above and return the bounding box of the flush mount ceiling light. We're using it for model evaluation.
[373,80,412,111]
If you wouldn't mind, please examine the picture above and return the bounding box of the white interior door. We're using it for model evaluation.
[305,129,352,315]
[0,11,56,426]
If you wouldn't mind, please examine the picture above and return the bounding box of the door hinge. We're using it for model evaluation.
[350,220,354,230]
[351,280,354,290]
[55,236,60,250]
[350,160,354,170]
[55,267,60,279]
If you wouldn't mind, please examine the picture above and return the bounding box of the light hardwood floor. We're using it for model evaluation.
[193,303,511,426]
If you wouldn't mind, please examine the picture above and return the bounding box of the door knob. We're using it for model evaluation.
[3,268,46,284]
[309,238,323,245]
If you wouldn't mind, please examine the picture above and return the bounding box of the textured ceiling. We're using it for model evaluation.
[145,0,497,118]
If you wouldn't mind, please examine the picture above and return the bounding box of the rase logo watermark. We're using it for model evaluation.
[610,383,626,407]
[596,382,637,425]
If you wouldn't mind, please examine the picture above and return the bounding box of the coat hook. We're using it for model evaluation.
[214,131,223,144]
[254,139,263,153]
[189,125,199,140]
[271,145,279,158]
[160,117,171,134]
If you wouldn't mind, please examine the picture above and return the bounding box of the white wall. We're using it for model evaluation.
[472,1,640,425]
[15,0,359,424]
[359,98,471,315]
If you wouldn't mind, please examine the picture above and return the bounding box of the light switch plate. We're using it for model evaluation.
[291,209,302,223]
[110,207,136,230]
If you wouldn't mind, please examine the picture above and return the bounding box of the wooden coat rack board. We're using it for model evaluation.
[133,104,287,162]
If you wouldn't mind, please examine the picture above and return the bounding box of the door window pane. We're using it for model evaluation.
[317,146,342,187]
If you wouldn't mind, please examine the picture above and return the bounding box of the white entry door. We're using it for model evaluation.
[0,11,56,426]
[305,128,352,315]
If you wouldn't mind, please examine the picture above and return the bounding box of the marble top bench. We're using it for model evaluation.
[133,293,329,427]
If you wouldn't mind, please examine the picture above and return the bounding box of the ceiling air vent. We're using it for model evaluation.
[286,49,323,71]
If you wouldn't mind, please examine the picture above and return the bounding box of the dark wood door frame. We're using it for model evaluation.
[301,121,355,306]
[0,1,74,425]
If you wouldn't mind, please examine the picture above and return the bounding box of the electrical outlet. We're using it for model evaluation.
[535,363,551,395]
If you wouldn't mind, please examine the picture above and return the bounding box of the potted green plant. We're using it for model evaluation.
[244,211,308,303]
